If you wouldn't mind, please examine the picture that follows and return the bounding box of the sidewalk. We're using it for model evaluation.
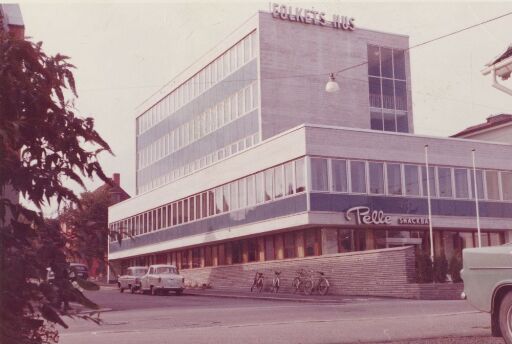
[183,288,386,303]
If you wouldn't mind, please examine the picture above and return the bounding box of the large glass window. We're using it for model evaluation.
[232,241,242,264]
[502,172,512,201]
[470,169,484,200]
[454,168,469,199]
[331,159,348,192]
[486,170,500,200]
[274,165,284,198]
[222,184,230,212]
[438,167,453,198]
[283,232,296,259]
[350,161,367,193]
[284,162,294,196]
[369,162,384,194]
[311,158,328,191]
[295,158,306,193]
[264,169,273,201]
[238,178,247,208]
[247,238,258,262]
[265,236,275,261]
[230,181,238,210]
[387,163,402,195]
[304,229,318,257]
[256,172,265,204]
[404,164,420,196]
[421,166,437,197]
[247,175,256,206]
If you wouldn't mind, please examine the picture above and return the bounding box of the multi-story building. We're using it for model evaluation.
[452,113,512,144]
[108,8,512,294]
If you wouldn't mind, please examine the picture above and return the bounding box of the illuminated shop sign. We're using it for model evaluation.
[271,3,355,31]
[345,206,391,225]
[398,217,429,225]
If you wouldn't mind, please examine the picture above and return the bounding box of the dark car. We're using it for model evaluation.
[69,263,89,280]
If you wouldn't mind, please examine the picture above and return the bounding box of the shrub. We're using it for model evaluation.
[433,254,448,283]
[415,251,433,283]
[449,253,463,283]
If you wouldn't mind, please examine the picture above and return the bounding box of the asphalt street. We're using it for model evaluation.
[57,288,505,344]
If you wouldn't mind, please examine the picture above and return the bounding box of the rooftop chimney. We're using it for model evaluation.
[112,173,120,186]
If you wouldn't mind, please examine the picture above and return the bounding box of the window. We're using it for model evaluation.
[195,195,201,220]
[284,162,294,196]
[204,246,212,267]
[304,229,317,257]
[311,158,328,191]
[387,163,402,195]
[181,250,189,269]
[264,169,273,201]
[454,168,469,199]
[265,236,275,261]
[369,162,384,194]
[404,164,420,196]
[222,184,230,212]
[230,181,238,210]
[295,158,306,193]
[177,201,183,224]
[247,175,256,206]
[247,238,258,262]
[283,232,296,259]
[208,190,215,216]
[470,169,484,200]
[274,165,284,198]
[421,166,437,197]
[256,172,265,204]
[192,248,201,268]
[238,178,247,208]
[189,197,195,221]
[438,167,453,198]
[486,170,500,200]
[183,199,189,223]
[331,159,348,192]
[350,161,367,193]
[232,241,242,264]
[502,172,512,201]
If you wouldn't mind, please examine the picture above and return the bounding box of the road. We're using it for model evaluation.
[58,288,505,344]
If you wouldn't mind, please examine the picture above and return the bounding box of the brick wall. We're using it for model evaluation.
[180,246,463,299]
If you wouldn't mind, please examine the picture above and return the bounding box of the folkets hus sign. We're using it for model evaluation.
[271,3,355,31]
[345,206,429,226]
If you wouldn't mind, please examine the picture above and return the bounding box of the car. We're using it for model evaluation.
[139,264,185,296]
[69,263,89,280]
[118,266,147,293]
[461,244,512,344]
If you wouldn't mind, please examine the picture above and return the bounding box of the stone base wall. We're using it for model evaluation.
[180,246,463,300]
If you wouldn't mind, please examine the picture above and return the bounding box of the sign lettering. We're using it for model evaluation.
[271,3,355,31]
[345,206,391,225]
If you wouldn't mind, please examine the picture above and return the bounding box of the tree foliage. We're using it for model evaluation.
[0,32,111,343]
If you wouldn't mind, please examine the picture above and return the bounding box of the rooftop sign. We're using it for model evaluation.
[271,3,355,31]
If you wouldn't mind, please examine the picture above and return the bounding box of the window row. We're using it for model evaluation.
[137,132,260,194]
[112,158,306,241]
[311,157,512,201]
[137,31,258,136]
[138,81,258,170]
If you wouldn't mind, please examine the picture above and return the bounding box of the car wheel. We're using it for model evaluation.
[151,286,157,296]
[130,285,136,294]
[118,283,124,293]
[175,289,183,296]
[499,292,512,344]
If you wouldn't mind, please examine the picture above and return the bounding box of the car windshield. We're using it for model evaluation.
[134,268,147,276]
[155,267,176,274]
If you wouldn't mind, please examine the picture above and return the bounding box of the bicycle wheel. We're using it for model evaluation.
[292,277,301,294]
[303,278,314,296]
[318,277,330,296]
[274,278,280,293]
[257,279,264,293]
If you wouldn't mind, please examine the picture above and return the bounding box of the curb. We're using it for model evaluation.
[184,291,347,303]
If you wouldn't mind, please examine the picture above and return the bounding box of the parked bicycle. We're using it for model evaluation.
[293,269,330,296]
[271,271,281,293]
[250,272,264,292]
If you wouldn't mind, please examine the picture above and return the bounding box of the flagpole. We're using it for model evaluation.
[472,149,482,248]
[424,145,434,264]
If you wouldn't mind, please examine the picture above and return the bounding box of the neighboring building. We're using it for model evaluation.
[108,8,512,295]
[451,113,512,144]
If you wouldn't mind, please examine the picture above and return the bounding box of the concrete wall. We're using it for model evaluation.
[258,13,412,140]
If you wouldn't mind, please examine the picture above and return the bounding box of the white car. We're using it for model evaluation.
[117,266,147,294]
[140,264,185,296]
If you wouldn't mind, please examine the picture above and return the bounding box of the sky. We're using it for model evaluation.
[18,1,512,216]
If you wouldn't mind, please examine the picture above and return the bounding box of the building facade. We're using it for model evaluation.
[108,9,512,285]
[452,113,512,144]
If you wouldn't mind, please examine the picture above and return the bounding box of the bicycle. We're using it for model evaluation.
[250,272,264,292]
[303,271,330,296]
[292,268,310,294]
[271,271,281,293]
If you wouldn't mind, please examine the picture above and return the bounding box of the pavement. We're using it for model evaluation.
[57,287,505,344]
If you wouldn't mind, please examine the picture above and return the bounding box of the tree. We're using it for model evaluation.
[59,188,111,278]
[0,31,112,343]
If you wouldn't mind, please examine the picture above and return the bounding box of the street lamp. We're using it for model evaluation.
[325,73,340,93]
[481,44,512,96]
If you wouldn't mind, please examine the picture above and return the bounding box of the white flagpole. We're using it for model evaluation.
[472,149,482,248]
[424,145,434,264]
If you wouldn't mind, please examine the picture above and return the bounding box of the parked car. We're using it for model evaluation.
[118,266,147,293]
[69,263,89,280]
[140,264,184,296]
[461,244,512,343]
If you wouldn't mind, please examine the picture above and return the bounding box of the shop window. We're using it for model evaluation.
[265,236,275,261]
[355,230,366,251]
[274,165,284,198]
[283,232,296,259]
[217,244,225,265]
[284,162,294,196]
[304,229,318,256]
[192,248,201,268]
[247,238,258,262]
[311,158,328,191]
[205,246,212,267]
[502,172,512,201]
[486,170,500,200]
[232,241,242,264]
[454,168,469,199]
[338,229,353,253]
[181,250,190,269]
[331,159,348,192]
[404,164,420,196]
[369,162,384,194]
[421,166,437,197]
[350,161,366,193]
[459,232,474,249]
[295,158,306,193]
[490,232,503,246]
[438,167,453,198]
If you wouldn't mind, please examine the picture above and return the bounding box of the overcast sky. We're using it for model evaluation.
[19,1,512,215]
